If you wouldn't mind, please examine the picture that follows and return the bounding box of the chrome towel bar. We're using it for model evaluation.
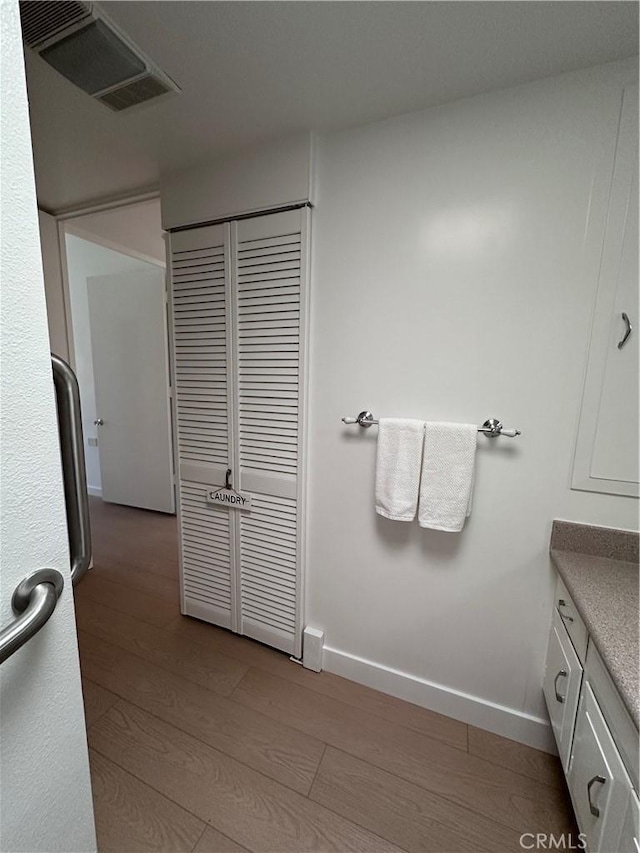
[342,411,521,438]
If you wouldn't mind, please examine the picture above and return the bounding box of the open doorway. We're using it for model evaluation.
[41,197,175,514]
[38,195,182,627]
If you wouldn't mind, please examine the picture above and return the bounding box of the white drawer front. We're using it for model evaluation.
[543,608,583,770]
[555,575,589,664]
[569,682,635,852]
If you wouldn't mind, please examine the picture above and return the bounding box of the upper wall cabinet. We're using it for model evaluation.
[572,83,638,498]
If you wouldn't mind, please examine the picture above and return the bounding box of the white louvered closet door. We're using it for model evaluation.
[170,209,308,657]
[170,224,236,630]
[233,208,308,657]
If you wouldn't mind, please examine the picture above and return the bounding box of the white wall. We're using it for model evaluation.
[65,235,158,494]
[307,58,638,749]
[0,1,96,849]
[65,198,165,265]
[161,132,314,230]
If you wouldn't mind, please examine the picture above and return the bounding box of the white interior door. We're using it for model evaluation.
[88,269,175,513]
[1,2,96,849]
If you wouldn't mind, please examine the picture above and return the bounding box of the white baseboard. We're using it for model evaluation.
[87,486,102,497]
[322,645,556,754]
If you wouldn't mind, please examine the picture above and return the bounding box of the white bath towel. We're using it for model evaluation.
[375,418,425,521]
[419,422,477,532]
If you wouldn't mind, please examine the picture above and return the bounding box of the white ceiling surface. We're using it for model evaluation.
[25,1,638,212]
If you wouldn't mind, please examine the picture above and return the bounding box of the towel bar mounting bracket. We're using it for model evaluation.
[355,411,375,428]
[482,418,504,438]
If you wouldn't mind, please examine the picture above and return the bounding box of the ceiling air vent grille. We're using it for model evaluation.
[20,1,92,49]
[97,74,173,111]
[20,1,179,112]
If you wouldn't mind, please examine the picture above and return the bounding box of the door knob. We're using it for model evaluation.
[94,418,104,426]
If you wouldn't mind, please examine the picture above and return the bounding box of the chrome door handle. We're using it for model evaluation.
[52,355,92,587]
[0,569,64,664]
[587,774,606,818]
[94,418,104,426]
[558,600,574,622]
[554,670,567,703]
[617,312,632,349]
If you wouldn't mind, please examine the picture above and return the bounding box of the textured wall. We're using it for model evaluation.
[0,1,96,849]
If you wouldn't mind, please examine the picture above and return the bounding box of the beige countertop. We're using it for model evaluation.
[550,546,638,728]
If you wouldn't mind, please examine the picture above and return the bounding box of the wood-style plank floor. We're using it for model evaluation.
[77,497,577,853]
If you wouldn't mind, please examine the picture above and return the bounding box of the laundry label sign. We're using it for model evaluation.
[206,488,252,511]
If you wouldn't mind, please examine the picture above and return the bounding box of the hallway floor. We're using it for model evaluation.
[76,498,577,853]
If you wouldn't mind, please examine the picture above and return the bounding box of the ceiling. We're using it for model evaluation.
[24,1,638,213]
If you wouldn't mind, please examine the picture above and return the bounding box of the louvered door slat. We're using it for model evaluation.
[238,281,300,294]
[240,323,299,332]
[173,273,225,285]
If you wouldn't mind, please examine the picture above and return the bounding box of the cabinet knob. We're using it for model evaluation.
[554,670,567,703]
[587,774,606,818]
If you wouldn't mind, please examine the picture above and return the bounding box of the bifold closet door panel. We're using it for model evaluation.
[170,223,235,628]
[178,482,234,627]
[233,208,308,656]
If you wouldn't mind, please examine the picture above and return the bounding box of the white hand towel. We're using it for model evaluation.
[419,422,477,532]
[375,418,425,522]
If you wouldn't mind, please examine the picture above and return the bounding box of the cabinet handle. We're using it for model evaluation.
[554,670,567,703]
[617,312,632,349]
[558,600,574,623]
[587,774,606,818]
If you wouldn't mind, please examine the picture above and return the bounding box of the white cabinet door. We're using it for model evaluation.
[543,609,583,769]
[568,682,634,851]
[572,83,639,498]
